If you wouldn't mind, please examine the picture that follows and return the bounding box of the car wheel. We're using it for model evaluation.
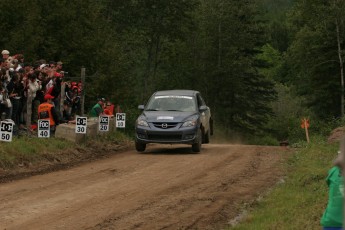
[135,141,146,152]
[192,129,202,153]
[204,129,210,144]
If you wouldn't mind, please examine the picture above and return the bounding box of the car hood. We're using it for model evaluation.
[142,111,198,123]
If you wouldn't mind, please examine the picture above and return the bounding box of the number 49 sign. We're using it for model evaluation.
[116,113,126,128]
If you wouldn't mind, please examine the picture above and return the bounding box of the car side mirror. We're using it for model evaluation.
[138,105,145,110]
[199,105,208,112]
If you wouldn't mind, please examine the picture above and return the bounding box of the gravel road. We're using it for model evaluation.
[0,144,290,230]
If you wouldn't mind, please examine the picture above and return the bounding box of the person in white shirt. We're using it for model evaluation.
[27,73,42,124]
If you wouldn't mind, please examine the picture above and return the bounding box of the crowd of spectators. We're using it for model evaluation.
[0,49,81,132]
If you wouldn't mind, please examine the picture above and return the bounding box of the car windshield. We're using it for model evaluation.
[145,95,196,112]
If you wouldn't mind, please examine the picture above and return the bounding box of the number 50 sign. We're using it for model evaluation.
[0,121,14,142]
[116,113,126,128]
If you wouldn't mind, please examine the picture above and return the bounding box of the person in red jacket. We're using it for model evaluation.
[38,94,60,134]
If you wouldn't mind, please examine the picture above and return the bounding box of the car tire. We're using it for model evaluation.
[192,129,202,153]
[204,129,210,144]
[135,141,146,152]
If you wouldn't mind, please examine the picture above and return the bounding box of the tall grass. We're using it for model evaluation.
[0,130,131,169]
[229,135,339,230]
[0,137,74,169]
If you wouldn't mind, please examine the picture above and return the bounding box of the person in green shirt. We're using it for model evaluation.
[321,151,344,230]
[89,98,105,117]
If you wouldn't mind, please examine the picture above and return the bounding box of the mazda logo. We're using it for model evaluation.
[161,123,168,129]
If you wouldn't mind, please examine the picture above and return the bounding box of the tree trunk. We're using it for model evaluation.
[218,21,222,69]
[336,18,344,116]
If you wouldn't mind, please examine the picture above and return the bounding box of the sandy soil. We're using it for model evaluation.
[0,143,290,230]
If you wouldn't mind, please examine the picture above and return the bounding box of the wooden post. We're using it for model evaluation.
[301,118,310,143]
[304,119,310,143]
[80,67,86,116]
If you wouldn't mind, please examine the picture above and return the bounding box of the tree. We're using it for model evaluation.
[191,0,277,134]
[287,0,345,119]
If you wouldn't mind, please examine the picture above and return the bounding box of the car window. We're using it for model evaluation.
[146,95,197,112]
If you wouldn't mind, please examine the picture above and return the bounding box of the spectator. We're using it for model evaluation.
[17,70,27,129]
[7,74,24,126]
[0,83,11,120]
[50,72,63,113]
[27,73,42,124]
[321,151,344,230]
[38,94,59,135]
[49,61,56,68]
[62,100,72,123]
[1,50,10,61]
[89,98,105,117]
[56,61,63,73]
[70,86,80,117]
[16,54,24,67]
[103,101,114,116]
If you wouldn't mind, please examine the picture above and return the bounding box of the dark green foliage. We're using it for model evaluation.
[190,1,277,134]
[286,0,345,119]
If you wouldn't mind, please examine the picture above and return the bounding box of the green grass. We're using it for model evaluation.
[229,135,339,230]
[0,130,132,169]
[0,137,74,168]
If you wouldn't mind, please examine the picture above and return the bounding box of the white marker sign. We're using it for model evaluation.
[0,121,14,142]
[75,117,87,134]
[38,120,50,138]
[99,116,109,132]
[116,113,126,128]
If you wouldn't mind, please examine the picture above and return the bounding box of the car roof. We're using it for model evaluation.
[153,90,199,97]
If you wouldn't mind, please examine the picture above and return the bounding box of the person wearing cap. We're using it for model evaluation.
[1,50,10,61]
[38,94,60,134]
[320,151,344,230]
[89,98,105,117]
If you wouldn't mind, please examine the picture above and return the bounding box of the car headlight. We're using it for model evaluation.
[182,116,198,127]
[137,118,149,127]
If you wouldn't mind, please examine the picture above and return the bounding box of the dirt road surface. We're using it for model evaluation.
[0,144,290,230]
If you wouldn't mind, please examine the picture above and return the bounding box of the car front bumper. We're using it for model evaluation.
[135,124,199,145]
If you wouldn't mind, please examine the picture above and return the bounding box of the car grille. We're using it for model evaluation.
[152,122,179,129]
[148,134,182,141]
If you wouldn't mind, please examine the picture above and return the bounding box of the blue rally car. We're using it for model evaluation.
[135,90,213,153]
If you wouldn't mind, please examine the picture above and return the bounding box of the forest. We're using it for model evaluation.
[0,0,344,144]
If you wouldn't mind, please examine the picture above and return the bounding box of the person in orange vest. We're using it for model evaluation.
[103,101,114,116]
[38,94,60,134]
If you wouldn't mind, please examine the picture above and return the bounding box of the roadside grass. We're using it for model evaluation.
[229,136,339,230]
[0,130,131,170]
[86,129,132,144]
[0,137,75,169]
